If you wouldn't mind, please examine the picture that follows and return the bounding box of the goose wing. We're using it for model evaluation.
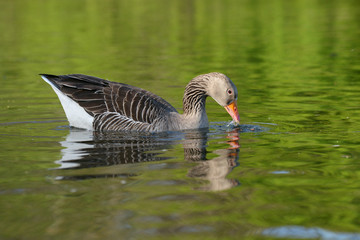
[42,74,177,131]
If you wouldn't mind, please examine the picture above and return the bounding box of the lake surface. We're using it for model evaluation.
[1,0,360,239]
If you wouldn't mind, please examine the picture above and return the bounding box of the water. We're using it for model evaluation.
[1,0,360,239]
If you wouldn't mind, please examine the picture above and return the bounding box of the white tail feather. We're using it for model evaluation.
[42,76,94,130]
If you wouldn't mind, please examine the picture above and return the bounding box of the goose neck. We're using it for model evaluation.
[182,80,208,115]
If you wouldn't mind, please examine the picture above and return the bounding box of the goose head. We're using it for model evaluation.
[206,73,240,124]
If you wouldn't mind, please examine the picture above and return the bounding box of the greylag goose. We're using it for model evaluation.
[41,72,240,132]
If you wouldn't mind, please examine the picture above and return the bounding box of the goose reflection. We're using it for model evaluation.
[185,129,240,191]
[55,128,241,191]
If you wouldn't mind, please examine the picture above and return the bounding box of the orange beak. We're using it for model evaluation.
[224,101,240,124]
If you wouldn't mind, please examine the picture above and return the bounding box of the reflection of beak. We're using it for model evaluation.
[224,101,240,124]
[227,128,240,149]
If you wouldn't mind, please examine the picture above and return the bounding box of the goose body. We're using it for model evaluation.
[42,72,240,132]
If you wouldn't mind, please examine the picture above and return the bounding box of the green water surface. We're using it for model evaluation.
[1,0,360,239]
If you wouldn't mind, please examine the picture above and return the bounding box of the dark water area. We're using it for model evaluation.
[1,0,360,239]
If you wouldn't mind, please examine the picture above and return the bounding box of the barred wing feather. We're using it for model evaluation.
[41,74,177,131]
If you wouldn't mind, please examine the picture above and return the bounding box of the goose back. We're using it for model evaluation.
[42,74,178,131]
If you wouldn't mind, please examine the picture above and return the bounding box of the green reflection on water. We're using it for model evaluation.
[1,0,360,239]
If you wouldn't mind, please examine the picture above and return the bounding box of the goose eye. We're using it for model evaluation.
[227,89,232,95]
